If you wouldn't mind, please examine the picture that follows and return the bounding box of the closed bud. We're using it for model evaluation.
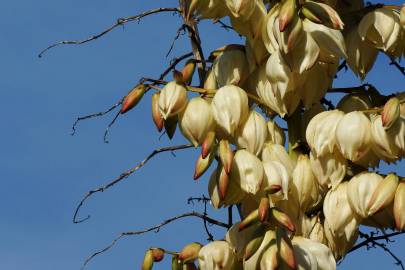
[142,249,154,270]
[179,242,203,263]
[279,0,296,32]
[244,235,265,260]
[158,81,188,119]
[335,111,372,161]
[219,139,233,174]
[152,93,164,132]
[337,93,373,113]
[302,1,344,30]
[151,248,165,262]
[164,116,178,140]
[394,181,405,230]
[259,243,279,270]
[231,150,264,195]
[193,150,215,180]
[181,59,196,85]
[179,97,215,147]
[368,173,399,216]
[276,228,297,269]
[382,97,400,130]
[198,241,237,270]
[271,208,296,232]
[204,69,218,90]
[243,230,277,270]
[239,209,259,231]
[218,165,230,199]
[258,197,270,222]
[235,110,268,156]
[120,84,146,114]
[201,131,216,159]
[211,85,249,137]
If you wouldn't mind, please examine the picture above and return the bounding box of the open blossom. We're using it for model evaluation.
[158,81,188,119]
[235,110,268,156]
[211,85,249,137]
[262,143,295,174]
[262,160,290,201]
[179,97,215,147]
[310,151,346,189]
[291,237,336,270]
[231,150,264,195]
[198,241,237,270]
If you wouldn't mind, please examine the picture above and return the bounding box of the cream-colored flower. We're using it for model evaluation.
[179,97,215,147]
[336,93,373,113]
[266,119,285,145]
[188,0,228,19]
[262,160,290,201]
[211,85,249,137]
[394,181,405,230]
[335,111,372,161]
[292,237,336,270]
[235,110,268,156]
[158,81,188,119]
[231,150,264,194]
[224,0,257,18]
[198,241,237,270]
[309,151,347,189]
[212,47,249,87]
[262,143,295,174]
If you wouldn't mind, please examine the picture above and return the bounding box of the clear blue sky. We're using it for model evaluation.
[0,0,403,269]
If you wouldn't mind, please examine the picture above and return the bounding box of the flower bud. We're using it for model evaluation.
[142,250,154,270]
[224,0,256,18]
[266,119,285,145]
[394,181,405,230]
[151,93,164,132]
[262,161,290,202]
[179,242,203,263]
[219,139,233,174]
[235,110,268,156]
[120,84,146,114]
[198,241,237,270]
[371,115,401,161]
[179,97,215,147]
[271,208,296,232]
[181,59,196,85]
[291,155,319,211]
[151,248,165,262]
[258,197,270,223]
[302,1,344,30]
[382,97,400,130]
[204,69,218,90]
[244,234,265,260]
[276,228,297,269]
[368,173,399,216]
[218,165,230,199]
[259,242,278,269]
[335,111,372,161]
[212,47,248,87]
[243,230,277,270]
[347,172,384,218]
[193,150,215,180]
[310,151,347,189]
[306,110,344,157]
[279,0,296,32]
[211,85,249,136]
[158,81,188,119]
[231,150,264,195]
[201,131,216,159]
[239,209,259,231]
[226,222,263,260]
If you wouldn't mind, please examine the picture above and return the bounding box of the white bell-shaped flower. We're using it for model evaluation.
[262,143,295,174]
[335,111,372,161]
[224,0,257,18]
[158,81,188,119]
[306,110,344,157]
[336,93,373,113]
[262,160,290,201]
[266,119,285,145]
[211,85,249,137]
[394,182,405,231]
[309,151,347,189]
[213,47,249,87]
[371,115,403,162]
[231,149,264,194]
[292,237,336,270]
[198,241,237,270]
[179,97,215,147]
[235,110,268,156]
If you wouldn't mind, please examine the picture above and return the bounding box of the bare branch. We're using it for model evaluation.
[81,211,230,270]
[38,7,180,58]
[103,111,120,144]
[166,24,187,57]
[159,52,194,79]
[213,20,234,31]
[349,230,405,253]
[389,57,405,77]
[73,143,194,223]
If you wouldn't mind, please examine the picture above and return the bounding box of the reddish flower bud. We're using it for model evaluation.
[120,84,146,114]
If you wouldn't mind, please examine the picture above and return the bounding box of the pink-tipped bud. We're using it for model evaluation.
[279,0,296,32]
[258,197,270,223]
[218,166,230,199]
[244,235,264,260]
[219,139,233,174]
[382,97,400,130]
[394,181,405,231]
[179,242,202,263]
[302,1,344,30]
[142,249,154,270]
[151,248,165,262]
[368,173,399,216]
[181,59,196,85]
[238,209,259,231]
[152,93,164,132]
[120,84,146,114]
[270,208,296,233]
[201,131,216,159]
[193,151,215,180]
[276,228,297,270]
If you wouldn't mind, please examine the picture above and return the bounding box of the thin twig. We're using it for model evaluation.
[166,25,187,57]
[321,97,335,110]
[38,7,180,58]
[160,52,194,79]
[389,57,405,76]
[73,143,194,223]
[213,20,234,31]
[103,111,120,144]
[81,211,230,270]
[71,99,123,136]
[349,230,405,253]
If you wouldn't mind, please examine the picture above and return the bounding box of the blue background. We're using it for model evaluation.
[0,0,403,269]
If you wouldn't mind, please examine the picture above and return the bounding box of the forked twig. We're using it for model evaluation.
[73,143,194,223]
